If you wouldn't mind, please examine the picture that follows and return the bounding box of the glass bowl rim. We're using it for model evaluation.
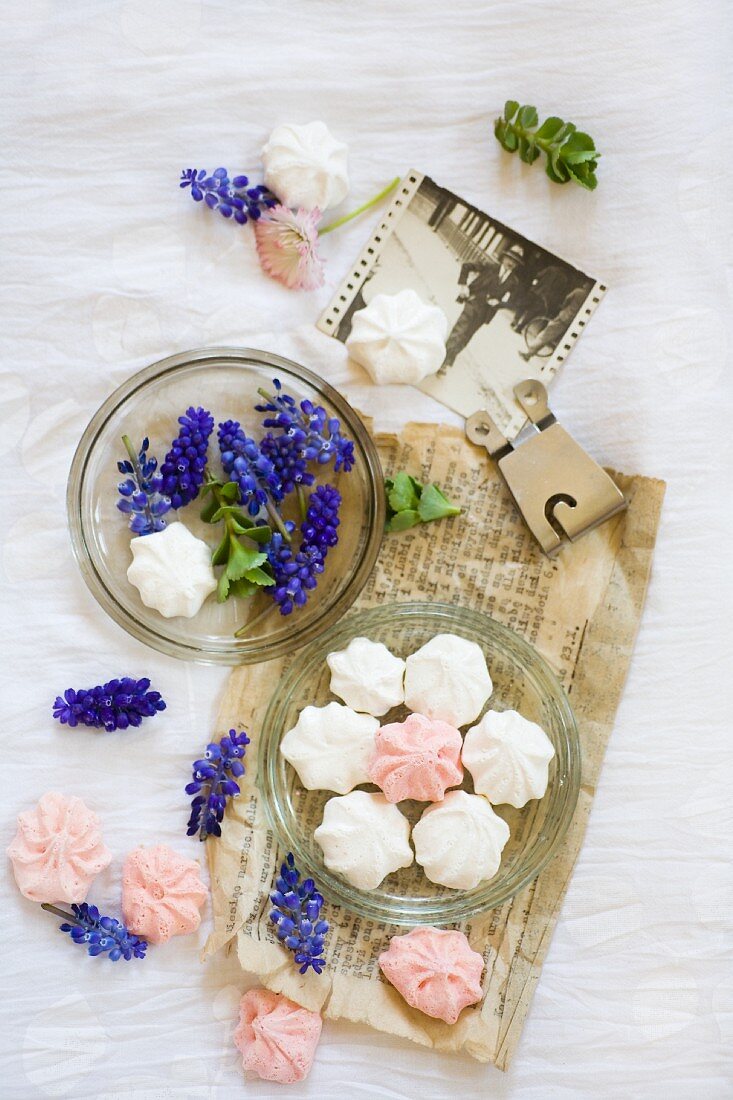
[258,600,581,925]
[66,346,385,665]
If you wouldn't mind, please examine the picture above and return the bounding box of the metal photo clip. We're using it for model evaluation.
[466,379,627,557]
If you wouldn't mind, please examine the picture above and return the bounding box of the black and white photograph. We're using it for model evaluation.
[320,172,606,435]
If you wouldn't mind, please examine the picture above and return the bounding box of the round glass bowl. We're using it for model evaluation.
[67,347,385,664]
[259,602,580,925]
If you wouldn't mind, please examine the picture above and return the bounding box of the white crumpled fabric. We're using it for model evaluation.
[1,2,730,1097]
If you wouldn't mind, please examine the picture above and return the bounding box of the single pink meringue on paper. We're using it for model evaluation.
[7,791,112,904]
[368,713,463,802]
[121,844,207,944]
[253,204,325,290]
[379,926,484,1024]
[233,988,322,1084]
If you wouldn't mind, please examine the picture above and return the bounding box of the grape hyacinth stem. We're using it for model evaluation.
[264,499,292,542]
[41,903,75,922]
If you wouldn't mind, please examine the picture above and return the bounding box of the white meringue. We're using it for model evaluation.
[314,791,413,889]
[462,709,555,808]
[346,289,448,385]
[280,703,378,794]
[326,637,405,716]
[127,522,217,619]
[412,791,509,890]
[262,121,349,211]
[404,633,492,728]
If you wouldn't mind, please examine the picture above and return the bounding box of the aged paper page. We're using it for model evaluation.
[204,421,665,1068]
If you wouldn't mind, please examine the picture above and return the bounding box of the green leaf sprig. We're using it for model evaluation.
[200,474,274,602]
[385,472,461,533]
[494,101,600,190]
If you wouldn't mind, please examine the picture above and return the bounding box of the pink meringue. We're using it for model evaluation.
[121,845,207,944]
[7,792,112,903]
[368,713,463,802]
[233,988,322,1084]
[379,926,484,1024]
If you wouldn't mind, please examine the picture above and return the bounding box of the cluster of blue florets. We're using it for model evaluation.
[160,406,214,509]
[179,168,277,224]
[185,729,251,840]
[217,419,285,515]
[256,380,355,473]
[269,853,329,975]
[266,485,342,615]
[52,677,166,732]
[50,903,148,962]
[116,437,172,535]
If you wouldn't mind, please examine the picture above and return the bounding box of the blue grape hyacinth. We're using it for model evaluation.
[180,168,277,225]
[256,379,355,474]
[269,853,329,975]
[160,406,214,510]
[186,729,251,840]
[218,419,285,516]
[117,435,172,535]
[259,431,316,497]
[301,483,341,550]
[42,902,148,961]
[265,485,341,615]
[53,676,166,732]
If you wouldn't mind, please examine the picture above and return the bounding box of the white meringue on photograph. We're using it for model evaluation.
[280,702,378,794]
[314,790,413,890]
[404,633,492,728]
[126,522,217,619]
[346,289,448,385]
[326,636,405,716]
[262,120,349,211]
[412,790,510,890]
[462,709,555,808]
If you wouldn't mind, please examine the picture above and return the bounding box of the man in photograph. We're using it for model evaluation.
[519,283,589,361]
[441,243,524,373]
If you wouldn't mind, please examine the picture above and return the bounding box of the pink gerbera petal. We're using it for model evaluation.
[254,204,325,291]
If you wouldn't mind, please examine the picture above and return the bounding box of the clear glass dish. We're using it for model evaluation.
[259,602,581,925]
[67,347,385,665]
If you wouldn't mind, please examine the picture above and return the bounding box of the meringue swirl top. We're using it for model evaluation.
[412,790,509,890]
[404,633,493,728]
[262,120,349,211]
[122,844,207,944]
[314,790,413,890]
[368,712,463,802]
[327,636,405,716]
[7,791,112,904]
[462,709,555,808]
[346,289,448,386]
[233,987,322,1084]
[280,702,379,794]
[379,926,484,1024]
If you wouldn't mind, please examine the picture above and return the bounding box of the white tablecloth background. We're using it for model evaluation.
[2,2,730,1097]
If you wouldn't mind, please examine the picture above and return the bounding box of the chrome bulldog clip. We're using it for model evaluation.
[466,379,627,557]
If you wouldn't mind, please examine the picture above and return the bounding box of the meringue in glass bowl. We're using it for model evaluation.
[259,601,580,926]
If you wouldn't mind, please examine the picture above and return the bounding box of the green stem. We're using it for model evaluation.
[319,176,400,236]
[41,902,75,922]
[234,598,276,638]
[265,500,291,542]
[122,434,139,470]
[297,484,307,522]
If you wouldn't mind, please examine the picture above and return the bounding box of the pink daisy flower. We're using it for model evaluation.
[254,204,325,291]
